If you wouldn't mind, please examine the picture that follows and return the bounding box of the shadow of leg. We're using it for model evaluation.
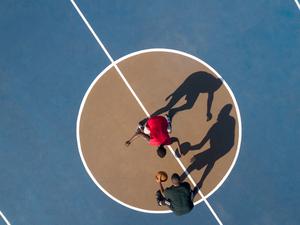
[196,162,215,190]
[168,96,196,121]
[138,118,148,126]
[180,163,195,182]
[151,96,180,117]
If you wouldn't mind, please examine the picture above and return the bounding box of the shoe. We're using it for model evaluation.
[164,200,171,206]
[137,123,144,131]
[165,114,172,133]
[165,114,171,123]
[156,197,163,206]
[156,191,164,206]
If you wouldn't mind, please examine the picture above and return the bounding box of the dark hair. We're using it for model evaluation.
[157,145,167,158]
[171,173,180,182]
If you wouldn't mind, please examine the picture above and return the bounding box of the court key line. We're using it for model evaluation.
[0,211,11,225]
[70,1,223,224]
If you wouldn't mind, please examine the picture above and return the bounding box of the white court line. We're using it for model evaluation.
[0,211,11,225]
[295,0,300,11]
[166,145,223,224]
[70,1,223,224]
[70,0,149,118]
[76,49,242,215]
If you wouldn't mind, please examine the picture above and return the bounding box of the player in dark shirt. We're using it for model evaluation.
[156,173,196,215]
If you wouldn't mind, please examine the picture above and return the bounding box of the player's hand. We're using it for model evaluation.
[206,112,212,121]
[136,129,142,134]
[155,176,161,183]
[125,141,131,147]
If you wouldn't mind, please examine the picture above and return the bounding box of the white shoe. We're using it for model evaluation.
[137,124,144,131]
[165,114,172,133]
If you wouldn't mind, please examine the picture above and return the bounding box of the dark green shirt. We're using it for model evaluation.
[164,182,194,215]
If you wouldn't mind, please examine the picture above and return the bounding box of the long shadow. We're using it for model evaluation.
[152,71,222,122]
[180,104,235,189]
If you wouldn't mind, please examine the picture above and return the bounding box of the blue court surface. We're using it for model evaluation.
[1,1,299,225]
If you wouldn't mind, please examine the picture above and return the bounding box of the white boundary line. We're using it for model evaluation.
[70,0,149,118]
[71,1,242,224]
[75,49,242,223]
[76,49,242,213]
[295,0,300,10]
[0,211,11,225]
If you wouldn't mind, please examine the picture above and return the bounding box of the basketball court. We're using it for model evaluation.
[0,1,299,225]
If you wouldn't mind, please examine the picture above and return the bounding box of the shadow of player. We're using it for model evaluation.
[151,71,222,122]
[179,104,235,189]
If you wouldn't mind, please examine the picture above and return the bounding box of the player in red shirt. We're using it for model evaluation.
[125,115,181,158]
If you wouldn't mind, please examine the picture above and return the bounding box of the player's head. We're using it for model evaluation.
[171,173,181,186]
[157,145,167,158]
[217,104,232,121]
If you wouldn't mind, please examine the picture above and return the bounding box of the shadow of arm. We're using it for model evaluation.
[190,131,210,151]
[170,137,181,149]
[206,91,214,121]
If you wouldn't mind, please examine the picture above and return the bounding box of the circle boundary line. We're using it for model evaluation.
[76,48,242,214]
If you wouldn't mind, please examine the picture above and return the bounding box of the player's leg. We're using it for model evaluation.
[155,190,171,206]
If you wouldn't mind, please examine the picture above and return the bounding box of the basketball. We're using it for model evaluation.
[156,171,168,182]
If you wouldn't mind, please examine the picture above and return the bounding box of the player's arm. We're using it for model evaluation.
[156,177,166,196]
[125,130,140,146]
[125,130,150,146]
[159,183,165,196]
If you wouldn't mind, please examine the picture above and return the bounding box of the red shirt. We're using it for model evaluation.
[146,116,171,146]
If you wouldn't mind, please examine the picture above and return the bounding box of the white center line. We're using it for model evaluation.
[295,0,300,11]
[70,1,223,224]
[0,211,11,225]
[70,0,149,118]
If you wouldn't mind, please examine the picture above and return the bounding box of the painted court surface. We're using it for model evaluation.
[0,1,299,225]
[78,50,241,212]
